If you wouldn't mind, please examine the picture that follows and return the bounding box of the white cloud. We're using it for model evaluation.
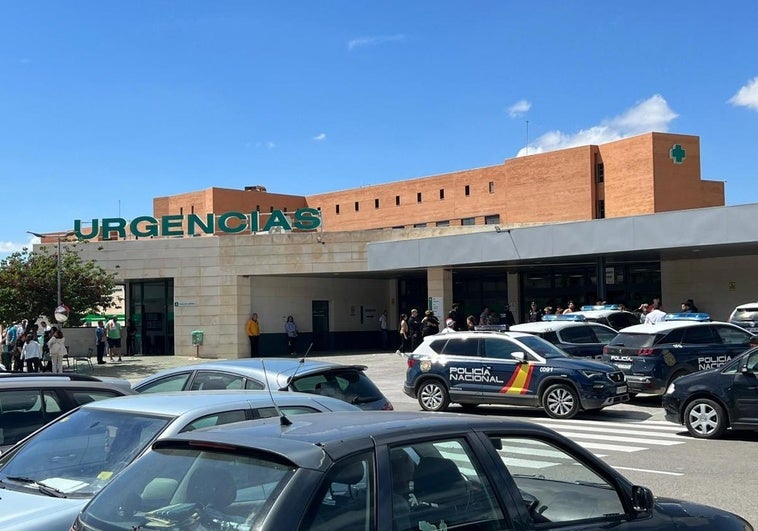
[517,94,678,156]
[728,76,758,111]
[313,133,327,141]
[0,236,37,257]
[255,141,276,150]
[507,99,531,118]
[347,34,405,51]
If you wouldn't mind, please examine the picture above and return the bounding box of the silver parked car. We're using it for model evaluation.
[0,390,358,531]
[133,357,393,410]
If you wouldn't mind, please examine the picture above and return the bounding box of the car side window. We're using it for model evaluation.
[389,439,509,531]
[489,435,625,526]
[0,390,53,447]
[42,390,64,413]
[137,373,191,394]
[70,390,125,406]
[189,371,245,390]
[714,325,752,346]
[484,337,525,360]
[244,378,265,390]
[253,405,321,419]
[441,337,480,357]
[301,452,374,531]
[608,313,638,330]
[590,325,617,343]
[659,328,684,345]
[683,326,718,345]
[180,409,250,432]
[559,326,596,344]
[747,351,758,371]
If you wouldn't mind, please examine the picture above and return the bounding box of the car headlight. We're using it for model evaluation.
[665,382,675,395]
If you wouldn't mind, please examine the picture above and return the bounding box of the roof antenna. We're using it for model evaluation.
[261,359,291,426]
[286,342,314,389]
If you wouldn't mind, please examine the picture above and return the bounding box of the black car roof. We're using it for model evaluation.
[156,411,564,467]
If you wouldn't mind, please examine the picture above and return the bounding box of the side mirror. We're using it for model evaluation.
[511,351,526,363]
[631,485,654,514]
[741,365,756,375]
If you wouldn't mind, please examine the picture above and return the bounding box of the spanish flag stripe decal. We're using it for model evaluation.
[500,364,534,395]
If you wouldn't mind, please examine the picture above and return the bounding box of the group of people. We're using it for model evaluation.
[1,319,67,373]
[94,317,137,364]
[245,313,299,356]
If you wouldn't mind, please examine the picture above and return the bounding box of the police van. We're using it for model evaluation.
[403,330,628,419]
[601,313,757,396]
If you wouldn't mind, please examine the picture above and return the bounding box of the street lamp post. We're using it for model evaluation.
[27,230,75,318]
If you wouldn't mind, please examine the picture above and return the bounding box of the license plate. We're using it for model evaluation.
[615,363,631,370]
[616,385,628,394]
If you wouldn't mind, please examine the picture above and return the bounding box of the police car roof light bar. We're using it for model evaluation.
[663,312,711,322]
[542,314,587,322]
[580,304,622,311]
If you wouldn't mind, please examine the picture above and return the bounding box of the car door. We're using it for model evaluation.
[481,337,536,404]
[432,336,484,402]
[732,350,758,427]
[713,325,755,368]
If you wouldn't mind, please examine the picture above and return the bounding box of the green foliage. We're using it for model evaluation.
[0,243,118,327]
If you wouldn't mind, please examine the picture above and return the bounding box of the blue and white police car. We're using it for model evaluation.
[511,314,619,360]
[403,330,628,419]
[602,313,757,396]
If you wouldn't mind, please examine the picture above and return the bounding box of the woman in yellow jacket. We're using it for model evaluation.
[246,313,260,357]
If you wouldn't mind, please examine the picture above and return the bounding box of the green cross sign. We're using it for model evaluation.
[670,144,686,164]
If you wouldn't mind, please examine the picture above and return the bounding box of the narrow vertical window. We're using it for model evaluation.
[488,181,495,193]
[439,189,445,200]
[336,204,340,214]
[597,200,605,219]
[596,163,605,183]
[355,201,359,212]
[374,198,379,208]
[395,195,400,206]
[465,185,470,196]
[417,192,422,203]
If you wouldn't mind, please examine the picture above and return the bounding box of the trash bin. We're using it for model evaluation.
[191,330,204,346]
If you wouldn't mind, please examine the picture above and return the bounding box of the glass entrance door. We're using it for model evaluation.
[128,279,174,355]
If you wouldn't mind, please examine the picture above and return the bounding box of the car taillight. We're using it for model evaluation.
[602,346,609,354]
[637,348,655,356]
[407,359,416,368]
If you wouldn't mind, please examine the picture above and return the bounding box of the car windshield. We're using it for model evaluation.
[732,308,758,321]
[516,335,569,359]
[291,370,384,405]
[607,333,656,349]
[0,408,170,498]
[78,445,295,530]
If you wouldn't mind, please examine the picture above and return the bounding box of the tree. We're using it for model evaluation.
[0,244,118,327]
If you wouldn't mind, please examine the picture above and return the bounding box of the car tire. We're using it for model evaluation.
[684,398,727,439]
[543,383,580,419]
[417,379,450,412]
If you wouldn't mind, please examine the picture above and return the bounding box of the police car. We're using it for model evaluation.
[728,301,758,334]
[601,313,756,396]
[403,330,628,419]
[571,305,641,330]
[511,315,618,360]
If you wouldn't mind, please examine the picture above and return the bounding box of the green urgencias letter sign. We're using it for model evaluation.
[74,208,322,240]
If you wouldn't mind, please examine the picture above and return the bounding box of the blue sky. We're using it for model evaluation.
[1,1,757,255]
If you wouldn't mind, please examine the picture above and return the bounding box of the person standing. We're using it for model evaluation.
[421,310,439,337]
[379,310,389,350]
[126,319,138,356]
[285,315,298,355]
[396,313,410,355]
[107,317,122,362]
[95,320,107,364]
[479,306,491,326]
[466,315,477,331]
[563,301,576,314]
[407,309,422,351]
[528,301,543,322]
[246,313,261,357]
[47,329,66,374]
[644,302,666,324]
[22,333,42,373]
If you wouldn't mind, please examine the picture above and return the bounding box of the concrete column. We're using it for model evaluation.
[427,268,453,317]
[507,272,521,324]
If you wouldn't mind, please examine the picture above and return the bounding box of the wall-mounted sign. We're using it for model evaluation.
[174,301,197,307]
[74,208,322,240]
[605,267,615,285]
[669,144,686,164]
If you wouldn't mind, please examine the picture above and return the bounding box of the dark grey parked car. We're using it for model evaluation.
[72,411,753,531]
[133,357,393,410]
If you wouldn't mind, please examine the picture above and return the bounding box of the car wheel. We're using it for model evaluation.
[417,379,450,412]
[543,383,580,419]
[684,398,727,439]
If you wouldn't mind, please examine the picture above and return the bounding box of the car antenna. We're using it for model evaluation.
[261,359,292,426]
[286,341,314,389]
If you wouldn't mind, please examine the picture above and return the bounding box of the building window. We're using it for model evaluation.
[489,181,495,193]
[461,217,475,225]
[417,192,422,203]
[336,204,340,214]
[396,195,400,206]
[439,189,445,200]
[179,207,183,215]
[355,201,359,212]
[596,163,605,183]
[256,205,260,212]
[436,220,450,227]
[374,198,379,208]
[269,206,274,212]
[191,205,194,214]
[597,200,605,219]
[465,185,470,196]
[484,214,500,225]
[392,225,404,229]
[413,223,427,228]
